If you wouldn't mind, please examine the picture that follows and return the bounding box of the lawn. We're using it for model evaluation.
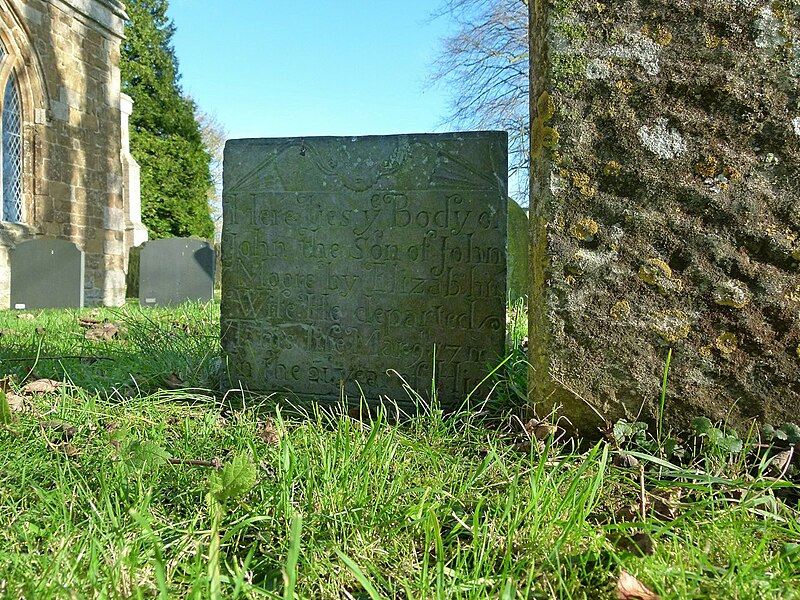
[1,303,799,599]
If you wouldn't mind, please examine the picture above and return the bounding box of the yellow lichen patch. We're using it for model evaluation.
[715,332,737,355]
[639,258,683,294]
[792,247,800,261]
[698,344,713,357]
[713,280,750,309]
[537,91,556,121]
[796,344,800,358]
[610,300,631,320]
[572,218,599,241]
[604,161,622,176]
[704,34,729,48]
[642,23,673,46]
[651,310,691,343]
[723,166,742,180]
[531,92,558,159]
[615,80,634,95]
[786,283,800,303]
[695,155,719,178]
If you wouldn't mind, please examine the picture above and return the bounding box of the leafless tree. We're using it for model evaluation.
[431,0,529,203]
[193,103,227,230]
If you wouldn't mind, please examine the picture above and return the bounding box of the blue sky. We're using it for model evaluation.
[166,1,456,140]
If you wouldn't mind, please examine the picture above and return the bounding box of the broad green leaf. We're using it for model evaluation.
[691,417,713,435]
[123,439,171,471]
[211,453,257,504]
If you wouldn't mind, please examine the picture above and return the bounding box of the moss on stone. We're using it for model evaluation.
[552,53,588,93]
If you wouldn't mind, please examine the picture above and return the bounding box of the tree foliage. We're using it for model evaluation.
[121,0,214,239]
[432,0,529,201]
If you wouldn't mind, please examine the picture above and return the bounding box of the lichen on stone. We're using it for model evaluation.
[607,31,663,75]
[610,299,631,320]
[639,258,683,294]
[793,116,800,136]
[713,279,751,308]
[531,92,559,158]
[637,118,687,159]
[571,218,599,241]
[651,309,691,342]
[715,332,738,354]
[604,161,621,176]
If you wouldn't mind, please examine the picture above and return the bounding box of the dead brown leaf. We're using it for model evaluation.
[78,317,101,327]
[616,570,661,600]
[6,392,25,413]
[85,322,121,342]
[611,531,655,557]
[0,328,19,336]
[163,372,185,390]
[16,313,35,320]
[40,420,78,441]
[34,326,46,336]
[768,447,795,478]
[21,378,62,394]
[257,418,281,444]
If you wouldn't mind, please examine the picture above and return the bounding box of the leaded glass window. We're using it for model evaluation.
[2,74,23,223]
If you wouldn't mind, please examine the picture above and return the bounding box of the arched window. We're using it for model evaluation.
[1,40,24,224]
[2,75,23,223]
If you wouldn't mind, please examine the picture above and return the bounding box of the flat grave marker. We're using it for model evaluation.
[221,132,508,410]
[10,238,84,309]
[138,238,215,306]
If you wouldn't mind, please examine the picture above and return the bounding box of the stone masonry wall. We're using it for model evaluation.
[0,0,128,306]
[529,0,800,433]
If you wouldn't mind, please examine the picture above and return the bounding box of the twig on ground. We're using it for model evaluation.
[168,457,222,470]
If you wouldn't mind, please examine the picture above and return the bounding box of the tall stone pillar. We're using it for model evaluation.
[120,92,148,251]
[528,0,800,434]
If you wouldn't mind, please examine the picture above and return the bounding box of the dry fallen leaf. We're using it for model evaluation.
[616,570,661,600]
[85,322,120,342]
[16,313,35,320]
[163,372,185,390]
[6,393,25,413]
[21,379,62,394]
[40,420,78,441]
[768,447,795,478]
[612,531,655,557]
[257,418,281,444]
[78,317,101,327]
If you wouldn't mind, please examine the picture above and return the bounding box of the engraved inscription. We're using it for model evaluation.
[221,133,508,409]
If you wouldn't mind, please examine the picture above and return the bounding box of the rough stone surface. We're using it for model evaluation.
[138,238,214,307]
[222,132,508,410]
[507,198,529,303]
[0,0,137,308]
[529,0,800,433]
[10,238,84,308]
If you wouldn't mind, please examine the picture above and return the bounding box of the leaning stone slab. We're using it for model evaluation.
[528,2,800,433]
[222,132,508,410]
[10,238,84,309]
[138,238,215,306]
[507,198,529,303]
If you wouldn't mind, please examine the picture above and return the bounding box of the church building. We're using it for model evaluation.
[0,0,146,307]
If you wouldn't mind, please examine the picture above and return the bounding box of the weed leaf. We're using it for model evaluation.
[0,390,13,425]
[123,439,171,471]
[210,453,257,504]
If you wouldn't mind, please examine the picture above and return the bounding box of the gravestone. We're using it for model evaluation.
[528,1,800,433]
[10,238,84,309]
[222,132,508,410]
[507,198,529,303]
[138,238,215,306]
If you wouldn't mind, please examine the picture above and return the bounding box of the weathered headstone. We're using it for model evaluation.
[222,132,508,410]
[528,1,800,433]
[10,238,84,309]
[138,238,215,306]
[507,198,529,303]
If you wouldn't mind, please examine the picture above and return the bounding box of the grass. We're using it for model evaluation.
[0,302,798,598]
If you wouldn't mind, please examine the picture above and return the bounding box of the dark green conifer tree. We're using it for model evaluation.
[120,0,214,239]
